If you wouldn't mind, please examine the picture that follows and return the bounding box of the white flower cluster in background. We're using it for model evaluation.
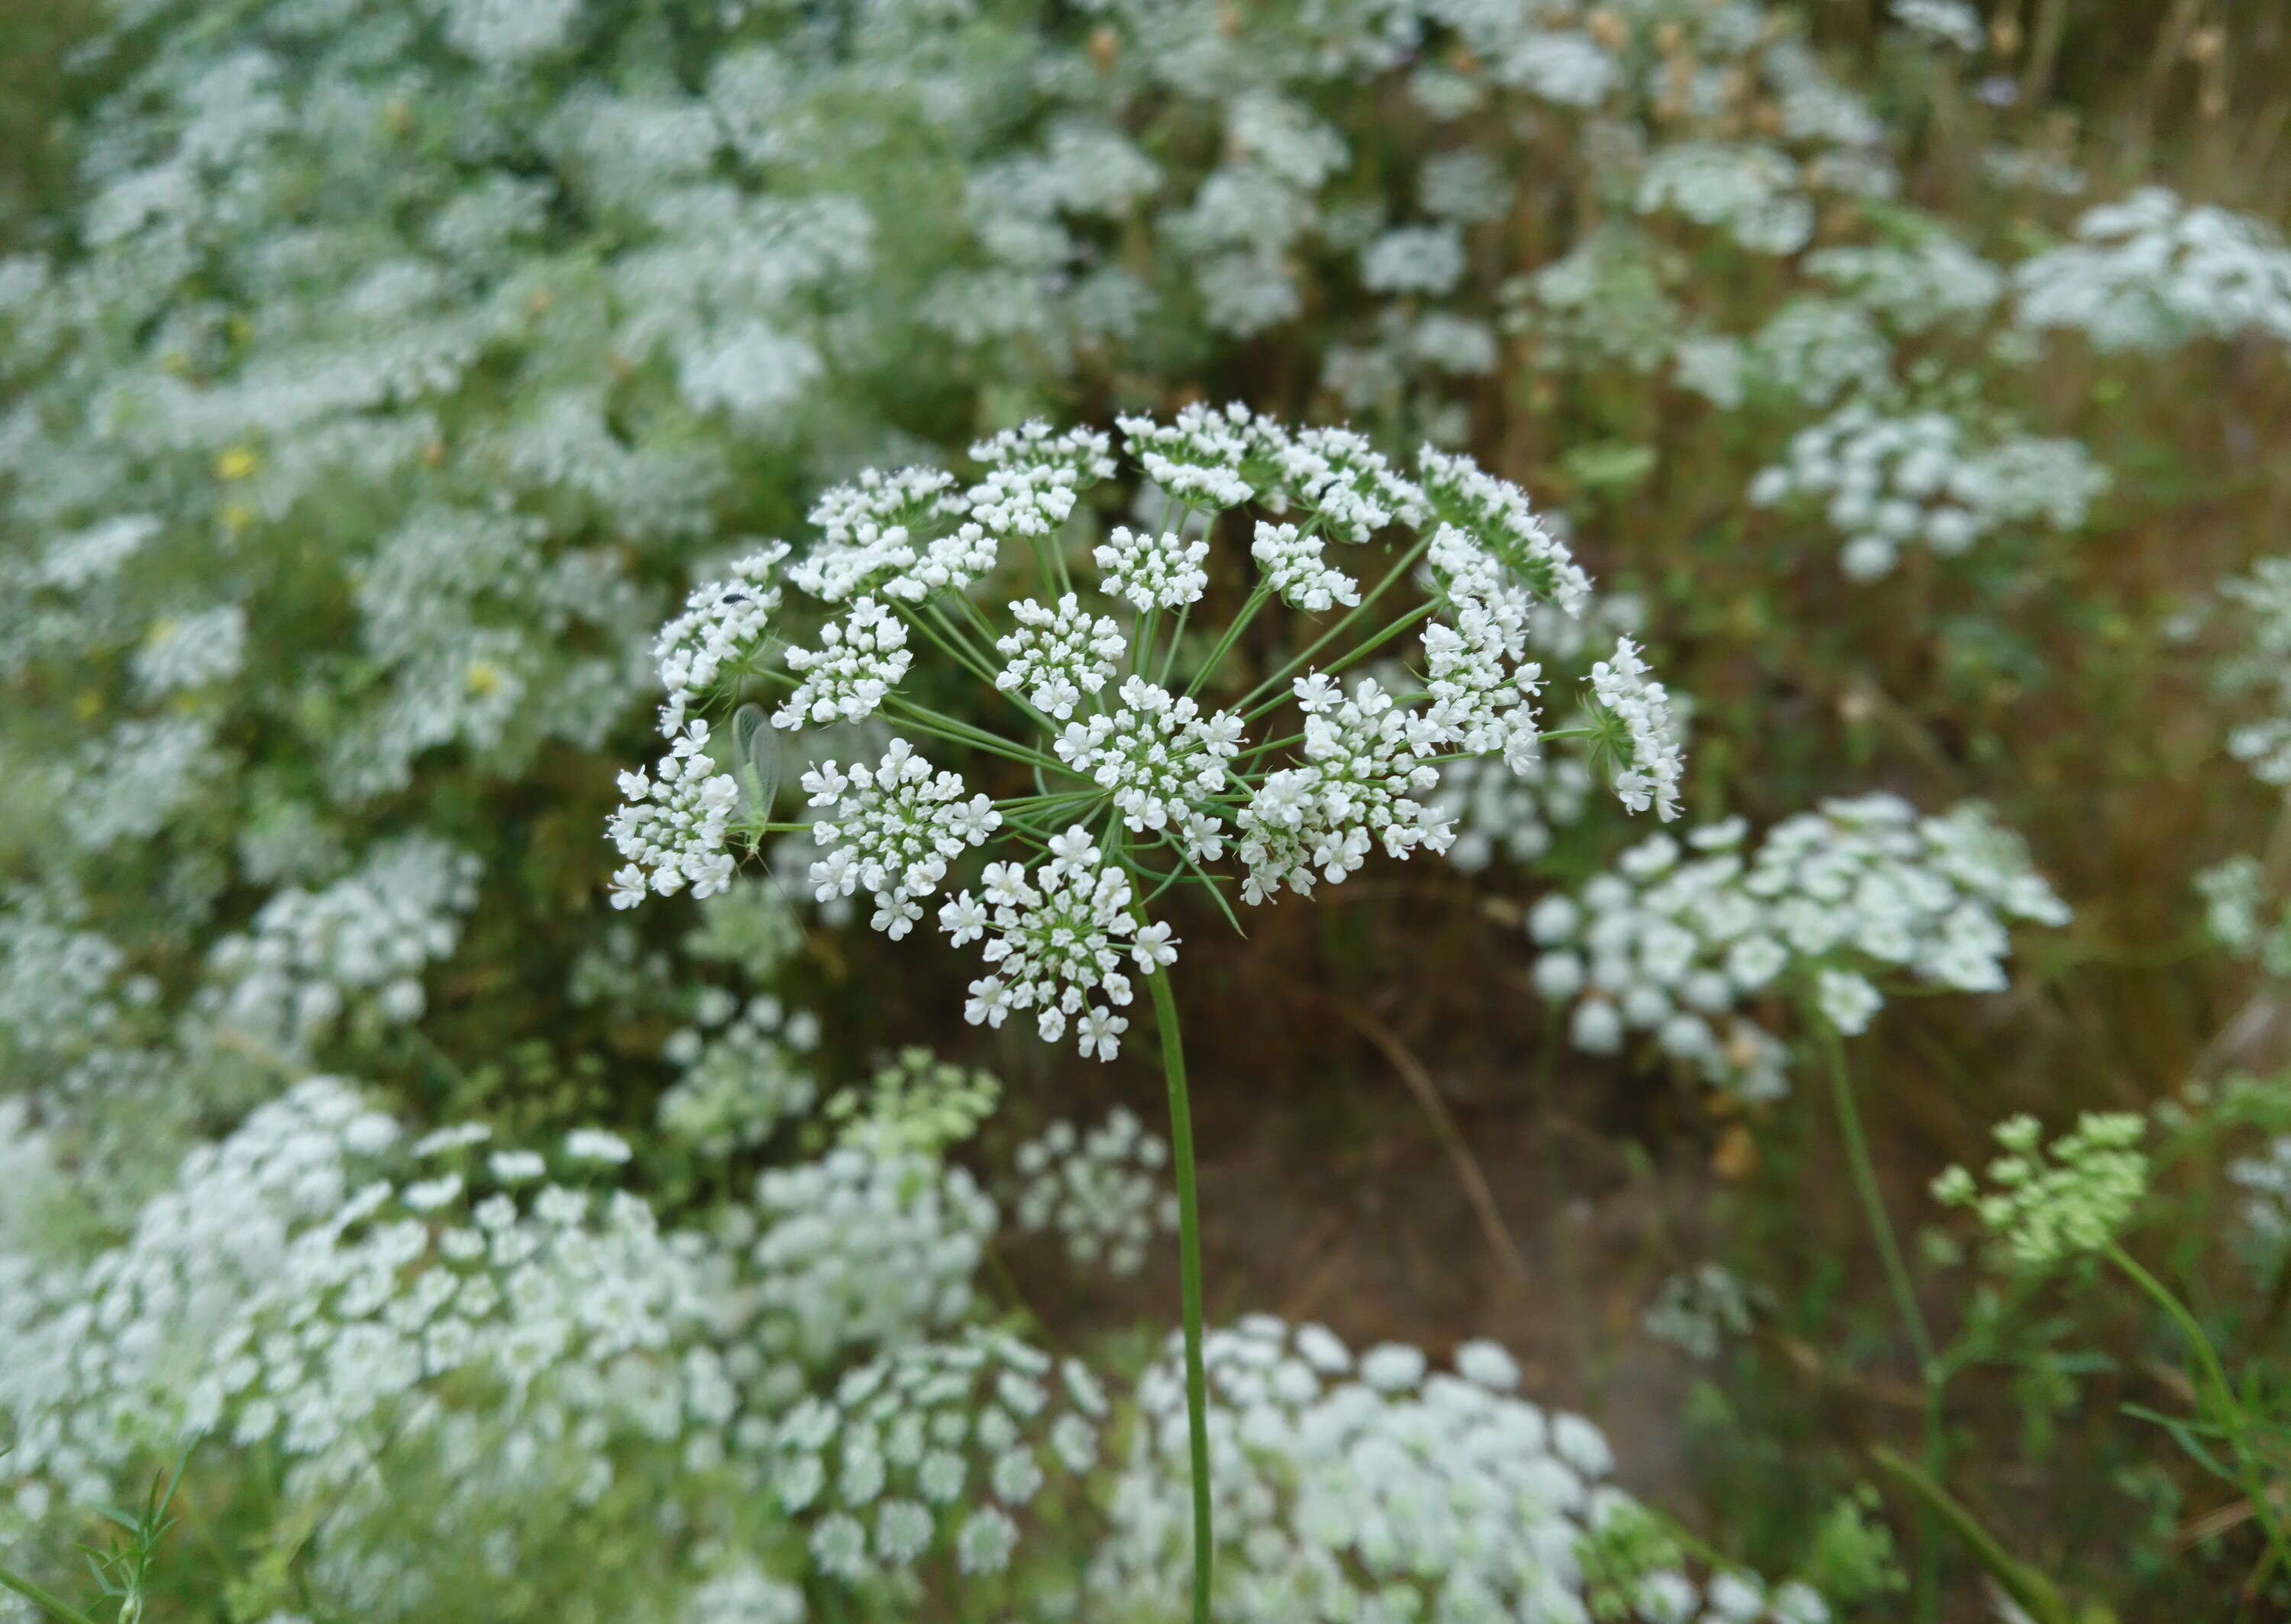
[0,1082,749,1548]
[610,414,1679,1060]
[2015,187,2291,351]
[1432,755,1598,872]
[1637,143,1816,257]
[1807,231,2005,334]
[658,990,822,1157]
[1088,1316,1831,1624]
[2209,555,2291,785]
[1744,299,1895,409]
[1006,1109,1178,1278]
[1528,796,2069,1097]
[0,894,146,1064]
[1892,0,1986,53]
[733,1148,997,1367]
[1643,1264,1755,1361]
[199,838,483,1054]
[1750,405,2109,580]
[2228,1137,2291,1271]
[767,1329,1103,1584]
[826,1048,1002,1164]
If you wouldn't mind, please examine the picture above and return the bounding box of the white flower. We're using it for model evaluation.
[1054,676,1243,837]
[804,740,1002,940]
[1251,521,1359,612]
[773,597,912,727]
[1075,1007,1127,1061]
[1129,920,1178,971]
[1094,525,1209,611]
[606,721,741,902]
[994,593,1128,718]
[1590,637,1685,822]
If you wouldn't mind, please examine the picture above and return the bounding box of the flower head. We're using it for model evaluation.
[610,414,1679,1058]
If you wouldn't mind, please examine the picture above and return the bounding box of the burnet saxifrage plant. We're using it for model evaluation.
[607,406,1685,1617]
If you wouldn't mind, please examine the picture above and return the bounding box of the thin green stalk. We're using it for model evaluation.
[1146,964,1213,1624]
[2106,1242,2291,1572]
[948,590,1011,660]
[0,1565,100,1624]
[1158,600,1194,686]
[893,602,1003,692]
[1184,583,1274,700]
[1815,1014,1945,1622]
[883,696,1063,773]
[1239,599,1442,726]
[1233,533,1434,714]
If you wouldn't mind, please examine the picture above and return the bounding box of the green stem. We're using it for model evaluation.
[1815,1013,1945,1622]
[1147,964,1213,1624]
[1233,534,1434,714]
[2106,1241,2291,1571]
[1158,600,1194,686]
[1184,583,1273,700]
[0,1565,100,1624]
[883,696,1064,773]
[1242,599,1443,727]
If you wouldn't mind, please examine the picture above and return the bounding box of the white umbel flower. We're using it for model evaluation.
[1054,677,1242,840]
[774,596,912,727]
[1095,525,1209,611]
[1251,521,1360,612]
[994,594,1127,719]
[1589,637,1685,822]
[804,741,1002,939]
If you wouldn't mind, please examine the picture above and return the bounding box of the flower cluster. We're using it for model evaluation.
[1643,1264,1755,1361]
[737,1147,997,1366]
[1088,1316,1831,1623]
[0,1081,746,1534]
[1055,680,1245,844]
[1236,676,1456,903]
[995,595,1129,718]
[611,414,1675,1059]
[0,893,145,1065]
[1749,405,2108,580]
[199,839,483,1054]
[942,828,1165,1058]
[658,991,821,1158]
[770,1330,1104,1584]
[803,741,1004,940]
[825,1049,1003,1162]
[608,723,744,906]
[1529,797,2069,1096]
[2209,555,2291,785]
[1932,1113,2150,1269]
[1589,638,1687,821]
[2014,187,2291,351]
[777,598,913,729]
[1097,526,1210,612]
[1006,1109,1179,1278]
